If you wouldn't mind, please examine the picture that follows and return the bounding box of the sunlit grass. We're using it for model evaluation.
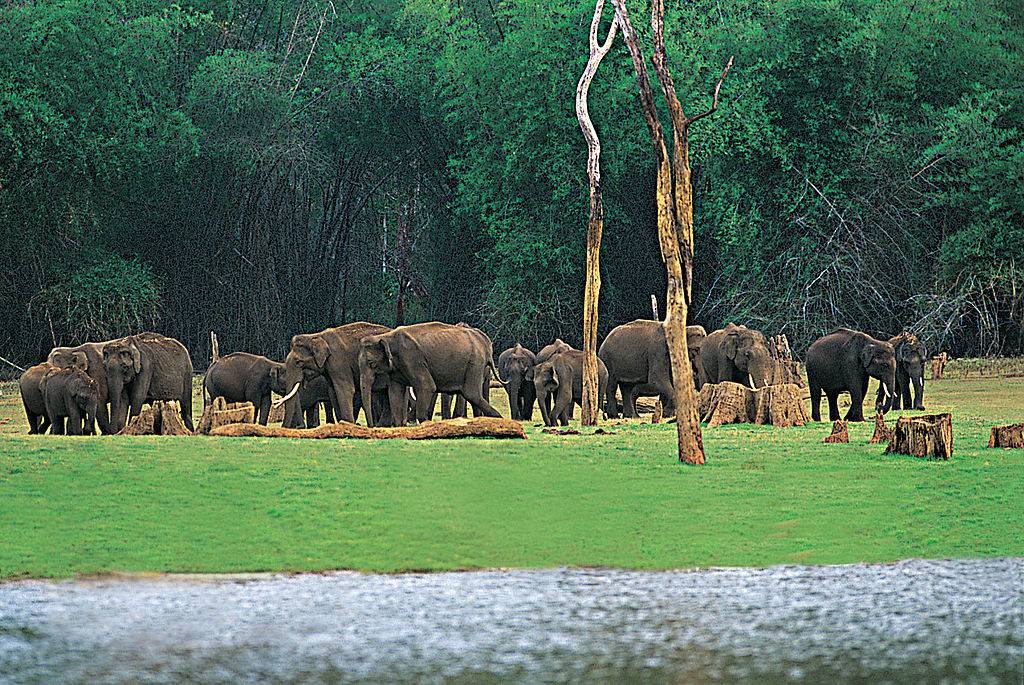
[0,374,1021,579]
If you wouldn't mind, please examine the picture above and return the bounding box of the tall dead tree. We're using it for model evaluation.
[612,0,733,464]
[576,0,618,426]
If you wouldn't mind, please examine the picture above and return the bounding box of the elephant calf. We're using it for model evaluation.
[19,362,56,434]
[498,343,537,420]
[40,366,100,435]
[533,349,608,427]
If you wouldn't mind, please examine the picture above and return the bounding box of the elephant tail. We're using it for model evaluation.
[488,359,509,387]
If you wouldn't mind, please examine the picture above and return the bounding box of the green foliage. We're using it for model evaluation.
[0,0,1021,364]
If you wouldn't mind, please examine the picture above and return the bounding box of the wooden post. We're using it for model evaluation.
[576,0,617,427]
[612,0,732,464]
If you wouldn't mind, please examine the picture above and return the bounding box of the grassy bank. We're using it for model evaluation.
[0,376,1021,579]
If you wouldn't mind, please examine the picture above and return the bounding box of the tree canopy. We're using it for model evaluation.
[1,0,1021,369]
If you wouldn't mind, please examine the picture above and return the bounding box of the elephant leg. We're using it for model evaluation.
[521,384,535,421]
[846,384,866,422]
[620,383,638,418]
[26,409,40,434]
[912,376,925,410]
[305,405,320,428]
[826,390,840,422]
[66,406,83,435]
[462,377,501,419]
[552,386,572,426]
[440,394,452,420]
[51,415,66,435]
[604,376,619,419]
[257,393,271,426]
[330,377,356,424]
[810,381,822,422]
[324,397,336,423]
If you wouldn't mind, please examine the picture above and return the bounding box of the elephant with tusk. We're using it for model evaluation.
[883,332,927,411]
[806,328,897,422]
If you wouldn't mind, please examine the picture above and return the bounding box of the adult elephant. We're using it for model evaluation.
[204,352,336,426]
[39,366,100,436]
[48,341,113,434]
[533,349,608,427]
[599,320,709,419]
[498,343,537,420]
[358,322,502,427]
[806,328,896,422]
[103,333,194,433]
[887,332,927,410]
[276,322,392,426]
[439,324,496,420]
[700,324,773,389]
[19,362,56,434]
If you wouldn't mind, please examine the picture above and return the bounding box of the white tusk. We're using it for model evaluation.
[882,382,891,398]
[273,383,301,408]
[749,374,756,388]
[409,388,417,402]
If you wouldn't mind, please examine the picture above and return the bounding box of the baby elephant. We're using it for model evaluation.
[533,349,608,427]
[40,366,100,435]
[19,362,57,434]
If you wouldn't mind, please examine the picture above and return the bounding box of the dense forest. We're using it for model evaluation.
[1,0,1021,372]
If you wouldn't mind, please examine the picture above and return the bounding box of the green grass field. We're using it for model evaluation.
[0,374,1021,579]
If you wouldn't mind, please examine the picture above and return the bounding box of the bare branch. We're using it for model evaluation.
[685,55,734,126]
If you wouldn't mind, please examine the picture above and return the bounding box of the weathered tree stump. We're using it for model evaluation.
[651,400,663,424]
[209,417,526,440]
[698,381,809,427]
[931,353,948,380]
[987,423,1024,449]
[885,413,953,460]
[766,334,806,388]
[823,420,849,443]
[868,413,894,444]
[268,403,286,424]
[120,401,193,436]
[197,397,256,435]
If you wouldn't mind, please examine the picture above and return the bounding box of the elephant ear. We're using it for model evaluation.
[71,351,89,372]
[723,331,741,360]
[860,345,875,369]
[130,343,142,374]
[311,337,330,368]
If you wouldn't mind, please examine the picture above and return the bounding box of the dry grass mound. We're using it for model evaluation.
[209,416,527,440]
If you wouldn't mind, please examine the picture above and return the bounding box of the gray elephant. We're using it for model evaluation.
[437,324,495,420]
[700,324,773,389]
[533,349,608,427]
[40,366,100,435]
[806,328,896,422]
[48,341,113,434]
[19,362,56,434]
[599,320,707,419]
[536,338,572,364]
[358,321,502,427]
[204,351,335,426]
[888,332,927,410]
[498,343,537,420]
[103,333,194,433]
[278,321,391,426]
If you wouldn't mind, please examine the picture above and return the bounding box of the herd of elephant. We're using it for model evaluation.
[17,319,930,435]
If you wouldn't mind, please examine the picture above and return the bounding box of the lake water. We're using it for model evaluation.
[1,558,1021,684]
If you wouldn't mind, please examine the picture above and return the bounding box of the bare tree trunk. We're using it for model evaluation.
[612,0,732,464]
[576,0,617,427]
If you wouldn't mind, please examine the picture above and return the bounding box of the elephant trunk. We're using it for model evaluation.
[876,372,895,415]
[360,366,376,428]
[280,360,305,428]
[912,374,925,408]
[535,379,551,426]
[106,375,125,433]
[507,371,522,420]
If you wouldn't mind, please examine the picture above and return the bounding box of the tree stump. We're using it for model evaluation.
[698,381,809,428]
[988,423,1024,448]
[885,413,953,460]
[120,401,193,436]
[268,403,286,424]
[931,353,948,380]
[651,400,663,424]
[868,413,894,444]
[197,397,256,435]
[823,420,849,443]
